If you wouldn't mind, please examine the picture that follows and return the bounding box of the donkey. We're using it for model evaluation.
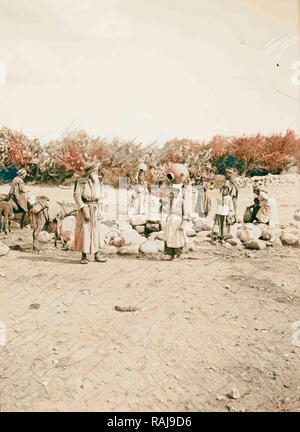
[0,200,14,235]
[0,193,31,229]
[30,199,77,252]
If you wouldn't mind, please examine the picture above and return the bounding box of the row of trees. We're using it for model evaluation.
[0,127,299,186]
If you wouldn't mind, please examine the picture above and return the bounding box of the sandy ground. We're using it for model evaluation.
[0,181,300,412]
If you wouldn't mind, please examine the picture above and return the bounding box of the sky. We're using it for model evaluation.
[0,0,299,145]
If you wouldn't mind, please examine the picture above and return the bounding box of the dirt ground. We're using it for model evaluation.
[0,181,300,412]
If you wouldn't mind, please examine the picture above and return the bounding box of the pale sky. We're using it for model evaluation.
[0,0,299,144]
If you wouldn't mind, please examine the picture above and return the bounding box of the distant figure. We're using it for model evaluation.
[8,168,30,228]
[249,185,279,226]
[73,161,107,264]
[194,175,211,218]
[220,168,239,215]
[9,168,29,213]
[212,185,235,243]
[130,166,149,216]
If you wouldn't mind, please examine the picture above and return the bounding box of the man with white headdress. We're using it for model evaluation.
[73,160,107,264]
[250,184,279,227]
[9,168,29,213]
[9,168,31,228]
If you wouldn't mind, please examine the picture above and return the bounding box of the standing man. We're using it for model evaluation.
[73,160,107,264]
[221,168,239,216]
[9,168,29,228]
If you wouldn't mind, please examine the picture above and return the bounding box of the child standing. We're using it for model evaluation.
[212,185,235,242]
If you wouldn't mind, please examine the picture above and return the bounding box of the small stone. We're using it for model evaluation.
[29,303,41,310]
[114,305,138,312]
[186,228,197,237]
[271,237,282,248]
[227,387,241,400]
[216,395,226,401]
[0,241,10,256]
[101,245,118,254]
[156,231,165,241]
[134,225,145,235]
[227,238,241,247]
[37,231,51,243]
[80,289,91,295]
[260,229,272,241]
[113,236,131,247]
[293,209,300,222]
[281,232,299,246]
[226,404,239,412]
[139,240,159,254]
[113,236,124,247]
[201,222,212,231]
[130,215,147,226]
[193,220,203,232]
[118,245,140,255]
[244,239,266,250]
[239,230,250,242]
[156,240,165,253]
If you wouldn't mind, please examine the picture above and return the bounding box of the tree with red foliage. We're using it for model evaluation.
[87,140,108,164]
[162,139,204,163]
[101,166,127,188]
[162,138,212,178]
[209,135,231,158]
[57,144,85,173]
[231,134,265,175]
[1,126,300,184]
[209,130,299,176]
[261,130,299,173]
[7,132,40,167]
[49,131,91,181]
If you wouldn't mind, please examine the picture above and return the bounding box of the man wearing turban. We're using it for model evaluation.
[9,169,29,228]
[73,160,107,264]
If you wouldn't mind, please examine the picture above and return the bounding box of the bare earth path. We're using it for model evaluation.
[0,180,300,411]
[0,245,300,412]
